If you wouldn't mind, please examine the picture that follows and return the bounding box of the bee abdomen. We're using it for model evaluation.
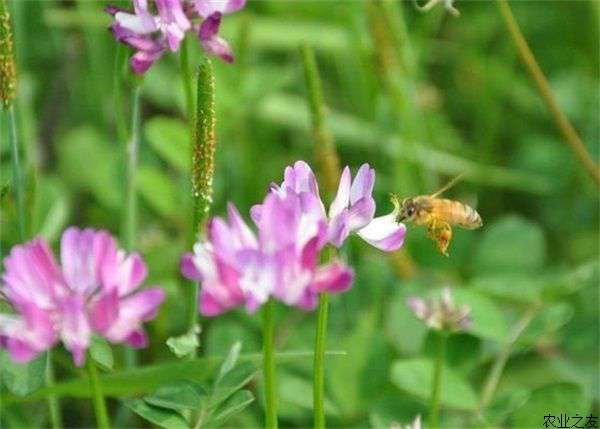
[460,204,482,229]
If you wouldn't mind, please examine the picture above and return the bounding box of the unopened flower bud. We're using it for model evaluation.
[407,287,472,332]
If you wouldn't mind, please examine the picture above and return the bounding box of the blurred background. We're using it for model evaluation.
[0,0,598,427]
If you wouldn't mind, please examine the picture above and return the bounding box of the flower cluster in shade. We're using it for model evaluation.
[106,0,245,73]
[0,228,165,366]
[181,160,406,316]
[406,288,472,332]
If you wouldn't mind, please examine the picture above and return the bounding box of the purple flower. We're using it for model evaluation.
[181,195,353,317]
[255,161,406,252]
[107,0,245,73]
[406,288,472,332]
[195,0,246,62]
[0,228,165,366]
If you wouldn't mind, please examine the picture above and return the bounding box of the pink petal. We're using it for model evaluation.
[199,290,228,316]
[224,0,246,13]
[200,35,234,63]
[357,214,406,252]
[328,166,351,219]
[90,290,120,333]
[60,227,101,295]
[349,164,375,206]
[327,209,350,248]
[227,203,258,248]
[199,12,221,40]
[6,338,38,363]
[2,238,62,308]
[310,261,354,294]
[59,295,91,367]
[347,197,376,231]
[126,329,148,348]
[180,252,202,281]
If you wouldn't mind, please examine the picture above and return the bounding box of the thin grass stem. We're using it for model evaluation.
[86,357,111,429]
[262,300,278,429]
[496,0,600,186]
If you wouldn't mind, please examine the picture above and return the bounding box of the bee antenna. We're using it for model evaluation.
[431,173,465,198]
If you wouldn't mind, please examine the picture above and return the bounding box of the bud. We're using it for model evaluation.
[416,0,460,17]
[192,57,216,233]
[0,0,17,108]
[406,288,472,332]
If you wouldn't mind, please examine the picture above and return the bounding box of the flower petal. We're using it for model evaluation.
[328,166,351,219]
[356,213,406,251]
[200,34,234,63]
[310,261,354,294]
[2,238,62,308]
[59,295,91,366]
[347,197,375,231]
[180,252,202,281]
[349,163,375,205]
[327,209,350,248]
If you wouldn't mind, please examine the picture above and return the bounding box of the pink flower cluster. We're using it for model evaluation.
[106,0,246,73]
[181,161,406,316]
[0,228,164,365]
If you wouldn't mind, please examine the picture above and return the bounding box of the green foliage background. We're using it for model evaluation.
[0,0,598,428]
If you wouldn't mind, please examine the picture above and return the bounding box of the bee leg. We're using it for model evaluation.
[427,220,453,256]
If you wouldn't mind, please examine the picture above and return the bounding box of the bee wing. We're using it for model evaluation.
[430,173,465,198]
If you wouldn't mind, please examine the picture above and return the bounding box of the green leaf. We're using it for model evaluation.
[144,116,190,172]
[90,337,113,371]
[390,358,479,410]
[166,325,201,358]
[470,274,543,304]
[452,289,508,342]
[216,341,242,383]
[520,303,573,345]
[57,126,122,210]
[482,388,530,425]
[2,351,343,403]
[210,390,255,426]
[0,351,46,396]
[512,383,590,428]
[144,380,207,411]
[136,166,179,218]
[126,399,189,429]
[472,216,546,275]
[211,361,257,406]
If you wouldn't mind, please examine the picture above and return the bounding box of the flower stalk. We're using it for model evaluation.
[300,43,340,196]
[123,84,142,254]
[262,299,278,429]
[180,36,194,120]
[428,332,447,429]
[192,57,216,235]
[313,292,329,429]
[496,0,600,187]
[86,356,111,429]
[46,351,63,429]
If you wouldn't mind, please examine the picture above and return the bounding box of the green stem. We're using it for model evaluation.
[429,332,447,429]
[313,292,329,429]
[496,0,600,187]
[123,85,141,252]
[45,351,62,429]
[477,308,537,413]
[86,357,111,429]
[123,84,142,369]
[7,106,24,240]
[113,45,127,145]
[262,300,278,429]
[180,37,195,120]
[300,43,340,198]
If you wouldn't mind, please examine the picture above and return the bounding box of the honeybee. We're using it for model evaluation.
[392,175,482,256]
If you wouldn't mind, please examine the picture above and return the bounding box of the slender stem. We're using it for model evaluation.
[123,85,142,252]
[45,351,62,429]
[180,36,195,120]
[496,0,600,186]
[7,106,24,239]
[428,332,447,429]
[478,308,537,413]
[113,45,127,145]
[262,300,278,429]
[123,84,142,370]
[300,44,340,196]
[313,292,329,429]
[86,357,111,429]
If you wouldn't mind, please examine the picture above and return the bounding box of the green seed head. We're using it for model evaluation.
[0,0,16,108]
